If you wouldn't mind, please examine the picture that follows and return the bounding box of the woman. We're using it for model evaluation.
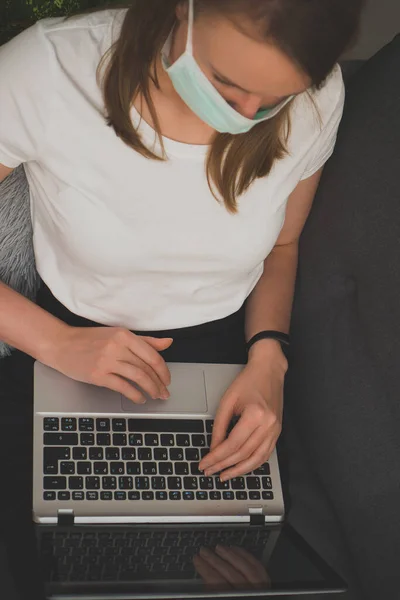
[0,0,364,484]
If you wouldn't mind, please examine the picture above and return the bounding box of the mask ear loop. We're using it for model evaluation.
[186,0,195,54]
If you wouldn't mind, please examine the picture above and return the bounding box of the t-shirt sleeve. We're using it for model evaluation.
[300,67,345,180]
[0,21,53,168]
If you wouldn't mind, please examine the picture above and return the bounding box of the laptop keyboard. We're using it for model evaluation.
[42,417,274,502]
[40,526,271,582]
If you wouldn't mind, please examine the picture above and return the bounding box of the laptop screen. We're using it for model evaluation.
[33,523,346,598]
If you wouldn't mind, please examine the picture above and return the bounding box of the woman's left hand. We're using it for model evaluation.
[199,344,287,480]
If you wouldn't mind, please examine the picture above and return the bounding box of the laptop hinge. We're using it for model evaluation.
[249,507,265,527]
[57,509,74,527]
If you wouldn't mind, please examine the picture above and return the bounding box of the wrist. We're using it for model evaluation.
[36,318,71,366]
[247,338,288,374]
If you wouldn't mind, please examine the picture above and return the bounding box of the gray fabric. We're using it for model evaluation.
[0,165,40,357]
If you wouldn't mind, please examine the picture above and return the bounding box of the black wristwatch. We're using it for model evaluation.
[246,330,291,354]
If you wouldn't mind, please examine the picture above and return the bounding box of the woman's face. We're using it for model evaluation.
[172,7,310,119]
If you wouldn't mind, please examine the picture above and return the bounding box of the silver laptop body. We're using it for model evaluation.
[33,361,285,525]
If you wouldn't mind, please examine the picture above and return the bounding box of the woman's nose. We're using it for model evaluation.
[236,95,262,119]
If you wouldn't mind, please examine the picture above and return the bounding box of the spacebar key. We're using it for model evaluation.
[128,419,204,433]
[43,433,79,445]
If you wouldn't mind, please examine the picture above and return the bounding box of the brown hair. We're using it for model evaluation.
[68,0,365,212]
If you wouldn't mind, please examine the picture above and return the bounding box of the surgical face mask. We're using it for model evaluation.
[161,0,294,135]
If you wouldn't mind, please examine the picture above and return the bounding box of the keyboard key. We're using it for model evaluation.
[44,433,78,446]
[196,491,208,501]
[169,491,181,501]
[262,491,274,500]
[126,462,141,475]
[113,434,127,446]
[96,434,111,446]
[80,433,94,446]
[176,435,190,447]
[142,491,154,500]
[43,462,57,475]
[246,477,261,490]
[77,462,92,475]
[183,477,198,490]
[58,491,70,501]
[210,491,222,501]
[143,462,157,475]
[59,461,75,475]
[205,420,214,433]
[129,434,143,446]
[44,446,70,463]
[192,434,206,447]
[167,477,182,490]
[254,463,271,476]
[43,491,56,501]
[216,478,230,490]
[89,447,104,460]
[223,491,235,500]
[110,462,125,475]
[151,477,166,490]
[105,448,120,460]
[144,434,159,446]
[200,448,208,459]
[160,434,174,446]
[185,448,199,461]
[44,477,66,490]
[112,419,126,432]
[170,448,184,461]
[135,477,150,490]
[129,419,204,433]
[119,476,133,490]
[102,476,117,490]
[249,491,261,500]
[175,463,189,475]
[128,491,141,500]
[207,435,212,447]
[101,491,113,501]
[114,491,127,500]
[190,463,202,476]
[236,491,248,500]
[69,477,84,490]
[231,478,245,490]
[73,447,86,460]
[156,491,168,500]
[183,492,195,501]
[138,448,152,461]
[86,491,99,501]
[199,477,214,490]
[154,448,168,461]
[44,418,59,431]
[79,418,94,431]
[96,418,110,431]
[61,418,76,431]
[262,477,273,490]
[121,448,136,461]
[159,462,173,475]
[93,462,108,475]
[86,477,100,490]
[72,491,84,500]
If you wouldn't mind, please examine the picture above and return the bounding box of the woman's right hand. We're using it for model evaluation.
[46,326,173,404]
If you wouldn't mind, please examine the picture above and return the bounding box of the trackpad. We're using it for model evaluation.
[121,364,208,414]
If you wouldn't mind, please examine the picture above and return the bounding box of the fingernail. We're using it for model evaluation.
[161,393,169,400]
[138,398,147,405]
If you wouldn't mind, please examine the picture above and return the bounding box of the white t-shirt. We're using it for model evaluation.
[0,10,345,331]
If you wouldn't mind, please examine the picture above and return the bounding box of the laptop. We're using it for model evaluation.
[31,361,347,597]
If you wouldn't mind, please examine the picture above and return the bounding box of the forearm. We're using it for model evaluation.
[245,242,298,366]
[0,281,68,361]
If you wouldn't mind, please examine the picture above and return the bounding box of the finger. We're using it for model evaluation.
[199,547,248,586]
[128,335,172,386]
[114,361,161,400]
[203,427,265,479]
[200,412,259,473]
[209,395,236,451]
[219,439,276,480]
[193,555,229,586]
[227,547,271,584]
[215,546,269,585]
[104,373,147,404]
[120,349,169,398]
